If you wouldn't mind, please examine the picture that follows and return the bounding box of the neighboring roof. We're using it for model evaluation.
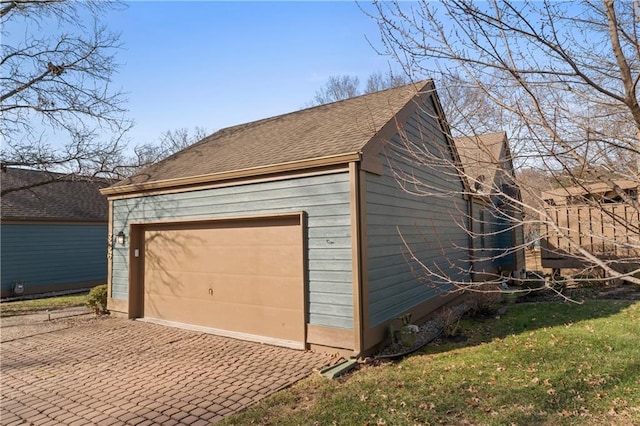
[107,81,433,194]
[1,168,111,221]
[454,132,508,190]
[542,179,638,204]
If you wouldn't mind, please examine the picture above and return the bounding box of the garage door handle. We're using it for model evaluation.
[209,288,214,296]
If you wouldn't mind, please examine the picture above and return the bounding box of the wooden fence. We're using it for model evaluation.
[541,203,640,269]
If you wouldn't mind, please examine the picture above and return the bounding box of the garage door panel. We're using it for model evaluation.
[146,218,301,245]
[146,239,300,276]
[166,246,300,276]
[144,270,302,309]
[211,276,303,306]
[143,216,305,346]
[145,252,301,279]
[146,296,303,342]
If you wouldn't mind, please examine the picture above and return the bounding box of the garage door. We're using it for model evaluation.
[142,215,305,348]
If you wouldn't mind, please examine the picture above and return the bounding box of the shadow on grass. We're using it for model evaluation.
[418,299,638,356]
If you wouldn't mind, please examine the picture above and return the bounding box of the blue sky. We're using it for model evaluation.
[105,1,400,146]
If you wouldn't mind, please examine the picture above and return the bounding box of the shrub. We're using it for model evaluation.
[519,271,546,290]
[436,307,462,337]
[466,283,502,316]
[549,275,567,292]
[86,284,108,314]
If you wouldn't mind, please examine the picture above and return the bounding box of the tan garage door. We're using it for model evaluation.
[142,215,304,348]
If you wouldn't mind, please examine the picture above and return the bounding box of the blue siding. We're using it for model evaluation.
[470,202,497,277]
[494,212,513,267]
[472,201,523,275]
[1,223,107,295]
[366,101,471,327]
[111,172,353,330]
[491,207,521,270]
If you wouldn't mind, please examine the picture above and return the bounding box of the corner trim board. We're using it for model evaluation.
[349,161,363,356]
[306,324,354,350]
[107,200,113,301]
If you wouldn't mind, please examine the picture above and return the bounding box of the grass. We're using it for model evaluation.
[221,300,640,425]
[0,292,88,317]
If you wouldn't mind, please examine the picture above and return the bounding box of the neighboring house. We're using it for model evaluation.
[1,168,110,298]
[541,180,639,272]
[101,81,475,356]
[542,180,638,206]
[454,132,526,280]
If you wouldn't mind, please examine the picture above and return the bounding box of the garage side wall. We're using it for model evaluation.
[111,172,353,330]
[366,100,471,327]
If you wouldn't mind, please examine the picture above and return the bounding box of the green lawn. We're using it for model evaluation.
[0,293,88,317]
[222,300,640,425]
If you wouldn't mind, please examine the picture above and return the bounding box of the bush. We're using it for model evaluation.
[549,276,567,292]
[519,271,546,290]
[466,283,502,316]
[86,284,108,314]
[436,307,462,337]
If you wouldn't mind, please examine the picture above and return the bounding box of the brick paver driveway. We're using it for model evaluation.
[1,316,331,425]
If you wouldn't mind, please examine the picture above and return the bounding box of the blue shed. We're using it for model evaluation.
[1,168,110,298]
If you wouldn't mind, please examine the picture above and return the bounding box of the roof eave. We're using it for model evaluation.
[1,217,107,223]
[101,152,362,197]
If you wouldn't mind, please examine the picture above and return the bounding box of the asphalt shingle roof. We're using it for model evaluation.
[113,81,430,188]
[1,168,110,221]
[454,132,508,188]
[542,179,638,205]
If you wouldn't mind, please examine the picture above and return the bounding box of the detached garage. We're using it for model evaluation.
[103,81,472,356]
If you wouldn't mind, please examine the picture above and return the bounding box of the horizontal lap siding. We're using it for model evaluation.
[1,224,107,294]
[473,202,521,274]
[366,104,470,327]
[470,203,496,277]
[493,211,515,268]
[111,172,353,330]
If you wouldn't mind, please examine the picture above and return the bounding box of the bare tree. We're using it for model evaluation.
[364,70,408,93]
[366,0,640,288]
[116,127,209,177]
[310,71,409,106]
[312,75,361,105]
[1,0,132,183]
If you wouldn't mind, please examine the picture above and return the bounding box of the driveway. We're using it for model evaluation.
[1,313,332,425]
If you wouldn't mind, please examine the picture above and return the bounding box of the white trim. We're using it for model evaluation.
[137,317,305,350]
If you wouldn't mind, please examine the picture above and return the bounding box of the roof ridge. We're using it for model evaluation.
[454,131,506,141]
[295,79,429,112]
[193,80,431,148]
[2,166,115,180]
